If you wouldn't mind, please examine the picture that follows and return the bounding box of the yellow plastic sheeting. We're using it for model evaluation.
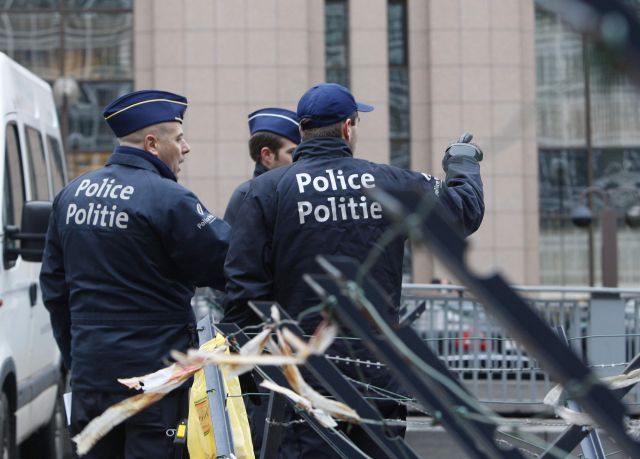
[188,333,255,459]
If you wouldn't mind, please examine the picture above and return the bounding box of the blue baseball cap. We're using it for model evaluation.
[103,89,188,138]
[297,83,374,130]
[248,107,301,144]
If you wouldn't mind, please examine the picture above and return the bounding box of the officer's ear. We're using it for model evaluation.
[341,118,353,143]
[260,146,276,168]
[144,133,160,156]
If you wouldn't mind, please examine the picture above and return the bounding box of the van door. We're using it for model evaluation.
[45,135,66,197]
[0,121,34,437]
[22,126,60,429]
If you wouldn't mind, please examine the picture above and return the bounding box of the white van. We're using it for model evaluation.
[0,53,69,459]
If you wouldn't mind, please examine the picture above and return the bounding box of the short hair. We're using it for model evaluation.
[300,112,357,141]
[249,131,286,162]
[118,122,173,145]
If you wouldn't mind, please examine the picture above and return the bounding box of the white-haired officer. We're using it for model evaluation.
[224,83,485,458]
[224,107,300,226]
[40,90,230,458]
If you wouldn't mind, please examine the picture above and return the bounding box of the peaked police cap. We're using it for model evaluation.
[297,83,374,130]
[103,90,188,138]
[248,107,300,144]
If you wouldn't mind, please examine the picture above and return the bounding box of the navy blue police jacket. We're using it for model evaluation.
[223,137,484,336]
[223,162,268,227]
[40,146,231,393]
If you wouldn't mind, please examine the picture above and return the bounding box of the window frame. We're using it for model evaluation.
[24,124,51,201]
[46,134,66,196]
[3,121,27,269]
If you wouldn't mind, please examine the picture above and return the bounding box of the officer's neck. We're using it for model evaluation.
[119,141,146,152]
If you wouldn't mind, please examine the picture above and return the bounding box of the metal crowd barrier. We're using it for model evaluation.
[401,283,640,414]
[192,284,640,414]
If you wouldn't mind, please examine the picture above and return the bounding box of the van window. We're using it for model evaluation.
[4,123,26,269]
[46,135,65,195]
[25,126,49,200]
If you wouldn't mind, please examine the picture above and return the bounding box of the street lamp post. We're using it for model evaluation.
[52,76,79,155]
[571,186,640,287]
[570,186,640,377]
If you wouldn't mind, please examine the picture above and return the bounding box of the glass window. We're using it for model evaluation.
[4,124,25,269]
[64,12,133,79]
[538,149,588,215]
[326,68,349,89]
[0,1,133,181]
[4,123,25,228]
[67,81,131,152]
[535,9,587,148]
[63,0,132,9]
[0,0,56,10]
[0,1,133,10]
[536,6,640,286]
[46,135,65,195]
[389,68,410,139]
[592,148,640,209]
[388,1,407,66]
[325,0,349,88]
[388,0,411,280]
[0,13,62,80]
[538,149,590,285]
[390,140,410,171]
[589,57,640,148]
[25,125,49,200]
[388,0,410,171]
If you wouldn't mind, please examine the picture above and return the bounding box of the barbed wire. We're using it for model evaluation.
[262,409,582,459]
[320,331,640,345]
[208,231,640,459]
[328,351,631,374]
[265,418,306,427]
[495,438,541,458]
[339,284,500,419]
[322,278,584,459]
[460,412,580,459]
[216,314,640,458]
[568,333,640,341]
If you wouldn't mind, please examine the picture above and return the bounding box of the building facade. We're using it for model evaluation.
[132,0,539,285]
[6,0,638,286]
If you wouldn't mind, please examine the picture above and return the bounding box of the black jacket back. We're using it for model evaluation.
[40,147,230,392]
[223,137,484,334]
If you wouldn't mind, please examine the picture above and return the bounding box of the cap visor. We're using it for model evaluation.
[356,102,374,112]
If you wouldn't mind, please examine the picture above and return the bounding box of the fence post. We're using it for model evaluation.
[587,292,626,377]
[197,313,236,458]
[260,392,287,459]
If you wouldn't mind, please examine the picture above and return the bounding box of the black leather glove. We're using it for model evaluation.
[443,132,483,172]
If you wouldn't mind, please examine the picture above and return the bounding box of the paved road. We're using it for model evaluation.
[405,416,632,458]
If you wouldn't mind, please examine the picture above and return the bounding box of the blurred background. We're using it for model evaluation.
[2,0,640,288]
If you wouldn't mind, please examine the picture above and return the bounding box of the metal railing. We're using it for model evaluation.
[402,283,640,413]
[193,284,640,414]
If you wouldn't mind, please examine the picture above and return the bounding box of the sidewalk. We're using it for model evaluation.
[405,416,630,458]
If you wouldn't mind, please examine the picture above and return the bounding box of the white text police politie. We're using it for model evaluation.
[65,178,134,229]
[296,168,384,224]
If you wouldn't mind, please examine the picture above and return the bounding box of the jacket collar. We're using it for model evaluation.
[253,161,269,178]
[107,145,177,181]
[292,137,353,162]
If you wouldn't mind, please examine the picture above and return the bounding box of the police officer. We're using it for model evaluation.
[224,107,300,226]
[223,107,300,453]
[40,90,231,458]
[223,83,484,458]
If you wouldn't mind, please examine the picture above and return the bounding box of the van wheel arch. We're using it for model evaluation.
[1,375,17,459]
[20,371,70,459]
